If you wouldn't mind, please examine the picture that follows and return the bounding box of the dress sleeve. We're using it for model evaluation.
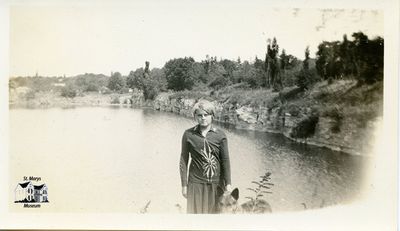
[220,135,231,185]
[179,131,189,187]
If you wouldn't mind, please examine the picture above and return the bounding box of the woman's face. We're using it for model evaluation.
[195,109,213,127]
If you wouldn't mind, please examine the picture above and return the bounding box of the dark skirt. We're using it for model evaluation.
[187,182,223,214]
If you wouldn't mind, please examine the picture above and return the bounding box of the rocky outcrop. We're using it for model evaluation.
[131,90,379,156]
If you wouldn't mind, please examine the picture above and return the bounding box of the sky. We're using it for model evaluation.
[9,0,384,77]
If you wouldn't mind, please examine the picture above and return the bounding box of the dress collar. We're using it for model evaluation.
[193,125,217,134]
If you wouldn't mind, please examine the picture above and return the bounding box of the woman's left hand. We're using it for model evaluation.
[225,184,232,192]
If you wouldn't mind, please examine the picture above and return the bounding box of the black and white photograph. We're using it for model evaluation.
[0,0,398,230]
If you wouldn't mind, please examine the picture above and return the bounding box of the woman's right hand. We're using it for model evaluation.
[182,186,187,199]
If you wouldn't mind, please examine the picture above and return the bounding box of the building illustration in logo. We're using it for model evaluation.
[15,181,49,203]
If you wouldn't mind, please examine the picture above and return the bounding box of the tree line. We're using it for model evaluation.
[10,31,383,100]
[316,32,383,84]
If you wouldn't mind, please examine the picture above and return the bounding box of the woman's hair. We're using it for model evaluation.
[192,100,216,117]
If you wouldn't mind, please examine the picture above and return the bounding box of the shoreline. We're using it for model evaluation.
[9,89,379,156]
[10,102,360,156]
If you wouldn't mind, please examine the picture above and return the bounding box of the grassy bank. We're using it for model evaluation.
[167,79,382,136]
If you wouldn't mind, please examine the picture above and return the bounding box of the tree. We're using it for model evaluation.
[297,46,316,90]
[150,68,167,91]
[352,32,369,78]
[253,56,266,87]
[191,62,207,84]
[316,32,384,84]
[127,68,145,90]
[280,49,289,71]
[316,42,330,79]
[265,37,280,90]
[279,49,289,87]
[352,32,383,84]
[164,57,196,91]
[74,73,108,92]
[339,34,355,76]
[234,61,257,88]
[208,63,228,90]
[127,63,167,100]
[316,41,341,80]
[279,50,300,87]
[219,59,238,83]
[144,61,150,77]
[142,67,167,100]
[107,72,125,91]
[366,36,384,83]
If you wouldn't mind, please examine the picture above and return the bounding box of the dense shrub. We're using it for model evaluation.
[107,72,125,92]
[164,57,196,91]
[127,66,166,100]
[142,78,160,100]
[74,73,108,92]
[60,84,77,98]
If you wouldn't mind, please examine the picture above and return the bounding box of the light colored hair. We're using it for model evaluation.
[192,100,216,117]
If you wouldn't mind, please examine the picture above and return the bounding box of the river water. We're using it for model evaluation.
[9,106,367,213]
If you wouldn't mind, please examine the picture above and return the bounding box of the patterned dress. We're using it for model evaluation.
[179,125,231,213]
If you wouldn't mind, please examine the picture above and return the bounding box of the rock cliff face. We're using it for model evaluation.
[131,89,380,156]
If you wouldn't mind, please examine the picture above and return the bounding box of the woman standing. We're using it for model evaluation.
[179,100,232,214]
